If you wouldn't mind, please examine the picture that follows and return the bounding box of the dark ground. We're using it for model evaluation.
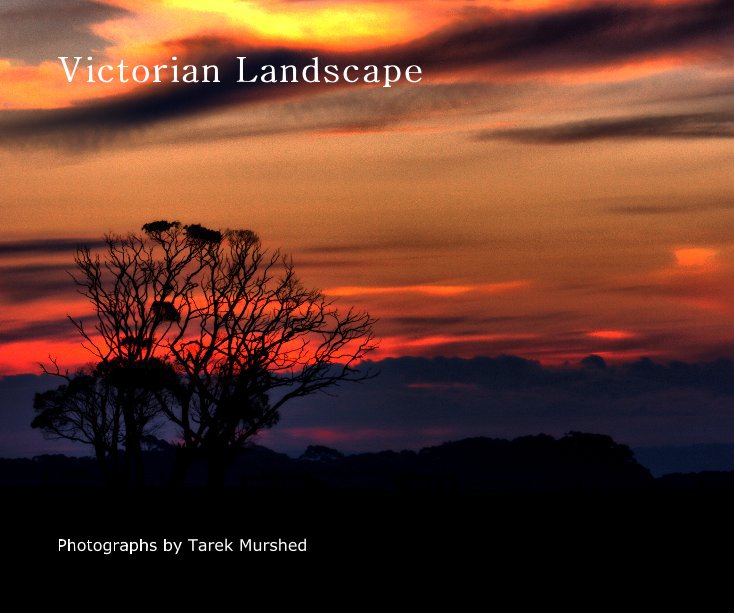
[4,434,734,580]
[7,486,734,590]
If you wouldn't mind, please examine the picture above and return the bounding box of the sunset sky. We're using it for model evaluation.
[1,1,734,454]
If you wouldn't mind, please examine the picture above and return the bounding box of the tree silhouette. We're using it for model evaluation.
[33,221,377,486]
[32,362,122,483]
[161,226,377,484]
[32,359,171,485]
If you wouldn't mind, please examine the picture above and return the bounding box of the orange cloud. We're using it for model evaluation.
[373,333,539,358]
[586,330,636,340]
[674,247,717,268]
[325,281,530,297]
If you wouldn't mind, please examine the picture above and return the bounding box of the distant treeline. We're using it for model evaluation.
[2,432,730,491]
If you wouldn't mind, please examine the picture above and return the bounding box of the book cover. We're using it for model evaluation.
[1,1,733,566]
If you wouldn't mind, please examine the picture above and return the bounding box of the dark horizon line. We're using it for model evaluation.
[4,432,734,484]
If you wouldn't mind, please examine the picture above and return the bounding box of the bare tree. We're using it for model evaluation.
[32,362,122,484]
[32,358,174,485]
[66,223,203,485]
[37,221,377,486]
[162,227,377,484]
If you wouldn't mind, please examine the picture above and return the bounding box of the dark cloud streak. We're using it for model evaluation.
[260,355,734,452]
[607,202,734,215]
[480,112,734,144]
[0,317,89,344]
[3,1,734,148]
[6,355,734,457]
[0,238,103,255]
[417,1,734,73]
[0,263,74,303]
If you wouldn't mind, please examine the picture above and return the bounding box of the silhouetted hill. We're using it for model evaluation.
[270,433,653,493]
[5,433,734,568]
[9,432,734,492]
[0,432,656,491]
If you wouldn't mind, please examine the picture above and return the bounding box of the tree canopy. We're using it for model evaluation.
[33,221,377,486]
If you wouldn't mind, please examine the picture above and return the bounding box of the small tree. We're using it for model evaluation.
[54,224,203,485]
[34,221,377,486]
[32,362,122,483]
[33,358,175,485]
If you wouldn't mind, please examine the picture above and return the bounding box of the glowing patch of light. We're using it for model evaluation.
[325,280,529,297]
[163,0,420,48]
[586,330,635,340]
[674,247,717,268]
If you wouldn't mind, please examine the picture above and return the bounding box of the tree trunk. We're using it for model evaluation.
[121,391,144,487]
[94,445,115,486]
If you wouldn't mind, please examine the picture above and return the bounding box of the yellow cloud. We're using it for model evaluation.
[162,0,427,48]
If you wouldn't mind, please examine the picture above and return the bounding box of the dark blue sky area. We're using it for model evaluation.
[4,355,734,461]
